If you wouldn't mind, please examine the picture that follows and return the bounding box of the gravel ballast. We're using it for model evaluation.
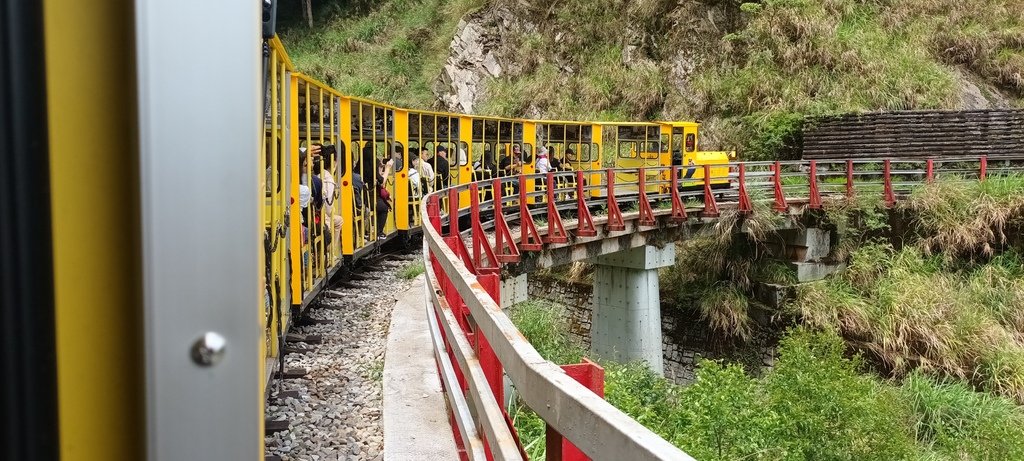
[265,257,416,461]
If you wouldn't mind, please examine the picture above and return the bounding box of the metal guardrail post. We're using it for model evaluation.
[574,171,597,237]
[926,158,934,183]
[543,172,568,243]
[518,174,542,251]
[883,159,896,208]
[605,169,625,231]
[772,160,787,212]
[980,155,988,180]
[669,166,687,222]
[491,178,521,263]
[808,160,822,209]
[469,183,499,273]
[701,164,719,218]
[637,167,656,226]
[737,163,752,214]
[545,359,605,461]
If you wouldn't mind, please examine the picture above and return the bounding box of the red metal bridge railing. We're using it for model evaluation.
[422,156,1004,461]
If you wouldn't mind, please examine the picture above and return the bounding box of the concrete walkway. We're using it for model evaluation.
[382,276,458,460]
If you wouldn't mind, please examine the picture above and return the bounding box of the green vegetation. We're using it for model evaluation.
[796,245,1024,403]
[661,194,790,339]
[902,175,1024,259]
[796,176,1024,403]
[508,300,1024,459]
[278,0,486,107]
[280,0,1021,158]
[398,260,426,279]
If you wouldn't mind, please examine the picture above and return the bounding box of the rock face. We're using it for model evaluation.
[433,7,535,113]
[955,67,1016,110]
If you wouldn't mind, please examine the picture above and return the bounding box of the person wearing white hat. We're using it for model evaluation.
[536,146,552,174]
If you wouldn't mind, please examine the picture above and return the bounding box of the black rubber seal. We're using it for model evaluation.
[0,0,60,458]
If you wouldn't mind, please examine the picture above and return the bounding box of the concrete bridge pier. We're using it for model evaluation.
[590,245,675,376]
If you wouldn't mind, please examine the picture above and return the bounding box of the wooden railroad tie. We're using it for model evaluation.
[264,419,290,436]
[274,368,307,379]
[295,316,333,327]
[286,333,323,344]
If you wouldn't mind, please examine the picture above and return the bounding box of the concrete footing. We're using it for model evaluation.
[590,245,675,375]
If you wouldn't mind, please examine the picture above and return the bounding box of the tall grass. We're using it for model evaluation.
[660,196,789,339]
[796,244,1024,403]
[507,300,1024,458]
[901,176,1024,260]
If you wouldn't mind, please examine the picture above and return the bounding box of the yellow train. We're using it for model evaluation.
[10,2,730,457]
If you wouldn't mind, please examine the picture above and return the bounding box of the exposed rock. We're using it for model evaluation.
[434,7,537,113]
[955,67,1016,110]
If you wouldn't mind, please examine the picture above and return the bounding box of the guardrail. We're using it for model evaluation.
[421,156,1017,460]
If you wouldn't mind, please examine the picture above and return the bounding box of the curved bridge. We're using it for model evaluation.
[420,156,1014,460]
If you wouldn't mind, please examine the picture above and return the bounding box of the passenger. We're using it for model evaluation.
[562,148,575,170]
[298,149,313,269]
[417,146,435,193]
[434,145,451,191]
[547,145,562,171]
[352,169,365,211]
[481,149,497,180]
[360,143,376,183]
[508,156,524,196]
[684,158,697,180]
[313,144,343,241]
[375,158,392,239]
[408,150,422,199]
[536,146,552,174]
[498,154,512,177]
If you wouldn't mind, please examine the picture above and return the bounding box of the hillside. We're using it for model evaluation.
[278,0,1023,158]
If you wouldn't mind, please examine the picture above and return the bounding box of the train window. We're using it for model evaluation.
[685,133,696,152]
[407,140,420,170]
[337,141,348,176]
[484,119,498,143]
[409,114,421,137]
[393,141,405,173]
[642,141,661,159]
[592,143,600,164]
[458,142,469,166]
[617,141,637,158]
[472,119,485,139]
[568,144,591,163]
[521,143,534,164]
